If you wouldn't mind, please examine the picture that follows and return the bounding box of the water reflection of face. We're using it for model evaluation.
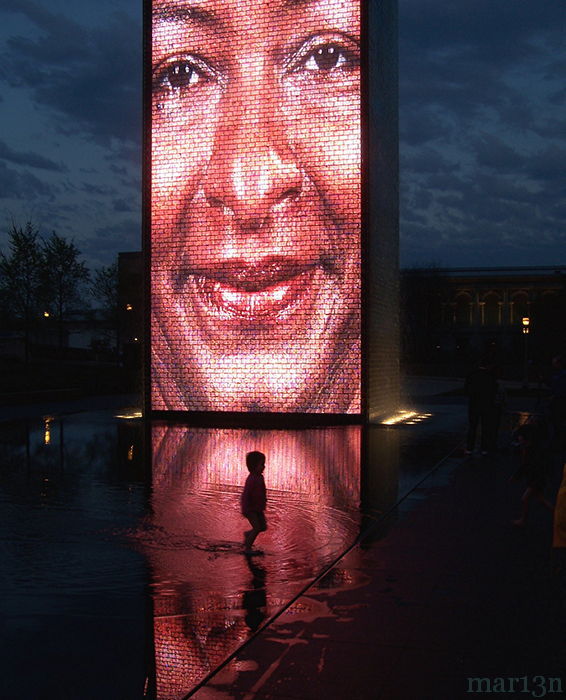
[148,424,361,694]
[151,0,361,413]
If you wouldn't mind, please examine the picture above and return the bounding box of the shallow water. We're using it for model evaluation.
[0,413,365,699]
[141,423,362,699]
[0,411,148,700]
[0,405,461,699]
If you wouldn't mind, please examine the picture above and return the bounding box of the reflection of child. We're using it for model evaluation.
[511,421,554,527]
[241,451,267,552]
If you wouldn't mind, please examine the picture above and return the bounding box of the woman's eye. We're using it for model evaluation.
[303,44,351,72]
[156,60,202,93]
[284,35,359,96]
[168,62,200,89]
[152,53,222,115]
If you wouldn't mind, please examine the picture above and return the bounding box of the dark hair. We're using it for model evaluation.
[246,451,265,471]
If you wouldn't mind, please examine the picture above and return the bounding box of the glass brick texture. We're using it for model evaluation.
[150,0,361,413]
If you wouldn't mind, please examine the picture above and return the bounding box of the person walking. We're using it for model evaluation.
[465,358,498,455]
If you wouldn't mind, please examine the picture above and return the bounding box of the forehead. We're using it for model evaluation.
[152,0,359,27]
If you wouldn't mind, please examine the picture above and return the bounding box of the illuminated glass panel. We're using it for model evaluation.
[150,0,361,414]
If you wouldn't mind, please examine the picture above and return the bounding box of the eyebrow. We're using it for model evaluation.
[283,0,319,7]
[152,2,221,27]
[153,0,320,23]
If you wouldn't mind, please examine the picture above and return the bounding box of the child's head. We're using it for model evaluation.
[246,451,266,473]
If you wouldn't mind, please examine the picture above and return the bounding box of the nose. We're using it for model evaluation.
[202,90,303,231]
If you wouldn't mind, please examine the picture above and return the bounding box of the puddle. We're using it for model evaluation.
[141,424,362,699]
[0,408,464,699]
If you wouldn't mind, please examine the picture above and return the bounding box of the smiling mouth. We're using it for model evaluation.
[174,258,330,321]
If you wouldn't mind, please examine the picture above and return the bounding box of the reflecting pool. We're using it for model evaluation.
[0,411,148,700]
[144,424,361,698]
[0,403,461,699]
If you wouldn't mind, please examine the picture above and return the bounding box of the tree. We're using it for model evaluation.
[0,222,44,362]
[41,232,90,348]
[91,262,119,352]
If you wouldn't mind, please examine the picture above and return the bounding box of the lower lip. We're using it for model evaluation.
[197,270,315,321]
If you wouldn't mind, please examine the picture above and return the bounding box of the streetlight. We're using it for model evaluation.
[522,317,530,388]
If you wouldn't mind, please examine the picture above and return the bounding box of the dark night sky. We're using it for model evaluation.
[0,0,564,272]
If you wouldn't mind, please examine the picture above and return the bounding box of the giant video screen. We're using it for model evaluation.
[150,0,361,414]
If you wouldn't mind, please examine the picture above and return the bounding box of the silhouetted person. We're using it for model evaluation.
[547,355,566,458]
[510,420,554,527]
[241,451,267,553]
[493,382,507,449]
[465,359,498,455]
[553,462,566,549]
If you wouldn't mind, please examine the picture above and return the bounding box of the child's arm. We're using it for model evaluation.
[241,476,252,513]
[249,475,267,512]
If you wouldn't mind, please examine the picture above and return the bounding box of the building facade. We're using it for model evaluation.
[401,266,566,372]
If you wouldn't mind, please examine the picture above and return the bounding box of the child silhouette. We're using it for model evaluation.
[241,451,267,553]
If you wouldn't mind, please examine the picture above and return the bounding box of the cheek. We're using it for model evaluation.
[285,98,360,228]
[151,117,217,232]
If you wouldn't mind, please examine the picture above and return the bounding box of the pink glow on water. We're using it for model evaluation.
[147,424,361,698]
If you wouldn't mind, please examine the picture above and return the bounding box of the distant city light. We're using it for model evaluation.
[44,418,52,445]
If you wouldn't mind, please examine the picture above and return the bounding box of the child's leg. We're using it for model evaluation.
[533,489,554,512]
[244,529,256,549]
[466,408,479,452]
[244,513,263,549]
[513,487,534,526]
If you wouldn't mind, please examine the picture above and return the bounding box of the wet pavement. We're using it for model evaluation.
[0,383,564,699]
[0,405,148,699]
[192,393,565,700]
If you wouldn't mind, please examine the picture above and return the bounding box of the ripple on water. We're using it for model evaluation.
[140,450,362,700]
[131,485,360,599]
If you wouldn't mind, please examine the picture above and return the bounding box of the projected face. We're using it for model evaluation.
[151,0,360,413]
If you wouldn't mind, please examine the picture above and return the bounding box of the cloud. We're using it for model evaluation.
[79,182,114,196]
[0,1,142,147]
[399,0,565,266]
[112,197,136,213]
[0,138,66,172]
[525,146,566,183]
[0,160,58,199]
[400,0,564,133]
[400,107,450,146]
[401,163,565,267]
[473,134,524,173]
[400,0,564,64]
[83,218,141,267]
[402,146,460,175]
